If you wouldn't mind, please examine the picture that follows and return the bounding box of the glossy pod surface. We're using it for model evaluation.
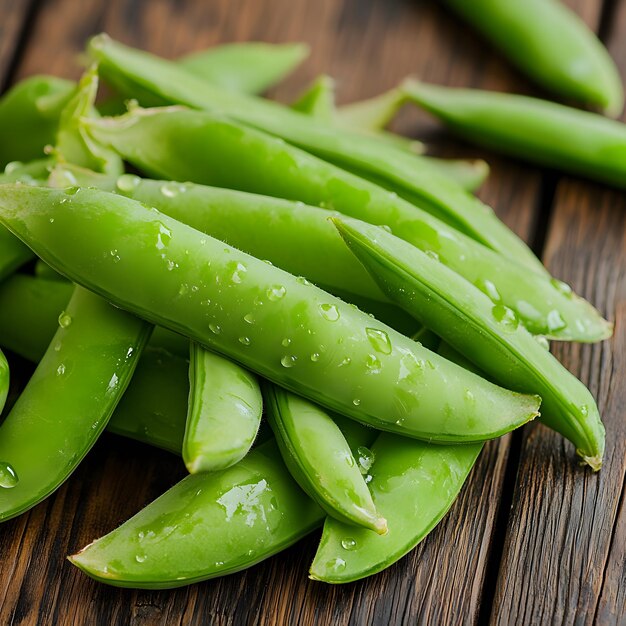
[404,81,626,190]
[0,286,150,520]
[85,107,611,342]
[0,185,539,443]
[0,274,189,456]
[69,440,324,588]
[444,0,623,116]
[185,343,262,472]
[310,433,481,583]
[265,385,386,533]
[88,34,543,273]
[334,218,605,468]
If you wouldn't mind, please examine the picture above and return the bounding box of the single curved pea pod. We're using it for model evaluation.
[403,81,626,190]
[185,342,262,472]
[87,35,542,273]
[180,42,309,95]
[69,440,323,588]
[0,76,75,168]
[444,0,623,116]
[84,108,610,342]
[334,217,605,469]
[310,433,481,583]
[0,286,150,521]
[264,385,386,534]
[0,185,540,443]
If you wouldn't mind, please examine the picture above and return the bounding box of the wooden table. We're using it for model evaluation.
[0,0,625,623]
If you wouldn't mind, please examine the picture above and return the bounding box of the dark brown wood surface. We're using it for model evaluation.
[0,0,624,624]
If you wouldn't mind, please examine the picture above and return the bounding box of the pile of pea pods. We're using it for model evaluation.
[0,0,622,588]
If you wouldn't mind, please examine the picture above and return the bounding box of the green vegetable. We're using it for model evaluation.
[403,81,626,189]
[310,433,481,582]
[0,184,540,443]
[291,74,335,122]
[0,349,8,414]
[265,385,387,534]
[444,0,623,116]
[0,286,151,521]
[69,440,324,588]
[185,342,262,473]
[84,107,610,342]
[0,76,75,168]
[179,42,309,95]
[87,34,542,272]
[333,217,606,469]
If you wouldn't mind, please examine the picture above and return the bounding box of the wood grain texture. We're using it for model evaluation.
[0,0,623,624]
[491,1,626,624]
[0,0,36,88]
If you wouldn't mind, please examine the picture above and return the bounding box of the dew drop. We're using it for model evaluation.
[319,303,340,322]
[116,174,141,193]
[135,554,147,563]
[310,352,320,362]
[160,182,181,198]
[580,404,589,417]
[327,558,346,572]
[379,224,392,233]
[534,335,550,350]
[352,398,361,406]
[109,249,121,263]
[267,285,286,301]
[209,323,222,335]
[546,309,567,332]
[178,283,189,296]
[228,261,247,284]
[156,223,172,250]
[550,278,573,297]
[491,304,519,331]
[0,462,18,489]
[239,336,251,346]
[464,389,475,404]
[281,355,297,368]
[475,278,501,303]
[243,313,255,325]
[58,311,72,328]
[356,447,375,475]
[366,328,392,354]
[338,356,351,368]
[4,161,22,174]
[296,276,311,286]
[281,338,291,347]
[365,353,382,374]
[56,364,66,376]
[341,538,357,551]
[425,250,440,261]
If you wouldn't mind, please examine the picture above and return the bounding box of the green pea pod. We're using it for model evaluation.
[444,0,623,117]
[0,274,189,455]
[110,346,189,455]
[403,81,626,189]
[54,65,122,175]
[83,107,610,342]
[185,342,262,473]
[0,159,54,281]
[0,286,151,521]
[0,184,540,443]
[0,76,75,168]
[333,217,605,469]
[310,433,481,583]
[418,157,489,194]
[87,34,542,273]
[264,385,387,534]
[34,259,66,282]
[180,42,309,95]
[69,439,323,588]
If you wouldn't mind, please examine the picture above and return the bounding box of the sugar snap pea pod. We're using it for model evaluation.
[0,286,151,521]
[185,342,262,473]
[334,217,606,469]
[403,81,626,189]
[0,76,75,168]
[54,66,122,176]
[85,108,610,342]
[34,259,66,282]
[309,432,481,583]
[87,35,542,272]
[180,42,309,95]
[444,0,623,117]
[264,384,387,534]
[69,439,323,588]
[0,184,540,443]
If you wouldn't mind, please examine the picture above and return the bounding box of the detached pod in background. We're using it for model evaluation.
[403,80,626,190]
[444,0,623,116]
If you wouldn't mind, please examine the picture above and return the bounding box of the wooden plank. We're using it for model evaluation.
[491,1,626,623]
[0,0,36,89]
[0,0,553,624]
